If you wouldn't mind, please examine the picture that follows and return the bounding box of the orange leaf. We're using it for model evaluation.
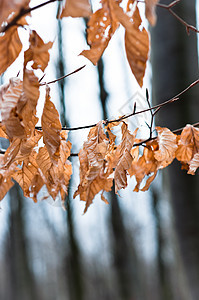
[36,138,72,200]
[0,174,14,201]
[12,150,39,198]
[58,0,92,18]
[188,153,199,175]
[80,0,119,65]
[24,30,53,72]
[0,27,22,75]
[154,126,177,168]
[114,124,138,193]
[74,122,113,213]
[41,86,62,164]
[145,0,159,26]
[112,1,149,87]
[176,125,199,164]
[0,0,29,27]
[1,77,26,138]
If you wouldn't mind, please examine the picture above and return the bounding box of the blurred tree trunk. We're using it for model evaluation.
[151,1,199,299]
[57,11,84,300]
[6,184,38,300]
[97,57,139,300]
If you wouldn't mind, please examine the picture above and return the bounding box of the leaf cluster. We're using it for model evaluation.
[0,0,198,212]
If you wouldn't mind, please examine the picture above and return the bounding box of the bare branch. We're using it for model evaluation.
[40,65,86,86]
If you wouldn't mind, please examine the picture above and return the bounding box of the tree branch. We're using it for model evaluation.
[137,0,199,34]
[40,65,86,86]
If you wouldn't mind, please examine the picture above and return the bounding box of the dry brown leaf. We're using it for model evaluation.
[112,1,149,87]
[188,153,199,175]
[16,130,43,161]
[145,0,159,26]
[114,124,138,193]
[0,174,14,201]
[41,86,62,164]
[36,138,72,201]
[0,27,22,75]
[74,122,113,213]
[2,138,21,168]
[12,150,39,197]
[0,122,8,139]
[176,125,199,164]
[128,145,157,192]
[58,0,92,18]
[0,0,29,27]
[24,30,53,72]
[1,77,26,138]
[16,69,40,136]
[154,126,177,168]
[80,0,119,65]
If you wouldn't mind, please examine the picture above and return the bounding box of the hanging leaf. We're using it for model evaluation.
[12,150,39,198]
[41,85,62,164]
[145,0,159,26]
[74,122,113,213]
[176,125,199,164]
[128,145,158,192]
[114,124,138,193]
[24,30,53,72]
[80,0,119,65]
[0,0,30,27]
[154,126,177,168]
[0,174,14,201]
[112,1,149,87]
[36,140,72,200]
[1,77,26,138]
[188,153,199,175]
[0,27,22,75]
[58,0,92,18]
[17,69,40,136]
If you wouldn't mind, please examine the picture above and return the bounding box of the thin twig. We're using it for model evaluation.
[137,0,199,34]
[1,0,62,33]
[35,78,199,131]
[40,65,86,86]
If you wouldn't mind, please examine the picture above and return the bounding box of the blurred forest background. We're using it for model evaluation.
[0,0,199,299]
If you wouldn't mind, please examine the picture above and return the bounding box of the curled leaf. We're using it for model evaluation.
[80,0,119,65]
[24,30,53,72]
[41,86,62,164]
[0,26,22,75]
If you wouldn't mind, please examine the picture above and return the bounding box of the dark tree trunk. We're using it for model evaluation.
[97,56,139,300]
[151,1,199,299]
[56,9,84,300]
[6,184,38,300]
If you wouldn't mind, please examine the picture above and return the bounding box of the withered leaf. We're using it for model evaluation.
[24,30,53,72]
[0,174,14,201]
[12,150,39,198]
[114,124,138,193]
[1,77,25,138]
[176,125,199,164]
[80,0,119,65]
[41,86,62,164]
[154,126,177,168]
[58,0,91,18]
[0,27,22,75]
[74,122,113,213]
[112,1,149,87]
[188,153,199,175]
[36,138,72,201]
[0,0,29,27]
